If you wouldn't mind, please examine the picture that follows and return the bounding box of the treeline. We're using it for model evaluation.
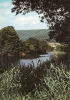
[0,26,53,56]
[21,38,53,54]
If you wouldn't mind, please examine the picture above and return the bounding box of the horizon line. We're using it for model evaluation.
[16,28,49,31]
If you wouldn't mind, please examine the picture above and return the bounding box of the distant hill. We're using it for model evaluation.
[16,29,56,42]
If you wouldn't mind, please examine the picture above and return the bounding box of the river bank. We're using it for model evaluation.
[53,50,65,57]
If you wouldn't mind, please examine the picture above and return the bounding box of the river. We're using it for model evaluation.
[17,52,54,67]
[0,52,54,69]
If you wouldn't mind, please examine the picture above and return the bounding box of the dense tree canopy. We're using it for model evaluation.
[23,38,53,54]
[0,26,20,55]
[0,26,53,56]
[11,0,70,45]
[24,38,39,53]
[12,0,70,16]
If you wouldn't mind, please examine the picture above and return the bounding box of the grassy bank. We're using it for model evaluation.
[0,62,70,100]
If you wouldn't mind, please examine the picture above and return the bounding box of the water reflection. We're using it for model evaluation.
[18,52,54,67]
[0,52,54,71]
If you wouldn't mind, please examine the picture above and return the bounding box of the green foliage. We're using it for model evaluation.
[0,26,21,55]
[0,66,21,100]
[31,65,70,100]
[0,26,54,56]
[24,38,39,53]
[56,44,68,52]
[0,63,70,100]
[47,44,54,52]
[23,38,53,54]
[12,0,70,54]
[39,41,47,53]
[29,44,35,53]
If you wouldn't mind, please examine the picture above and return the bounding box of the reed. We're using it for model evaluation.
[0,62,70,100]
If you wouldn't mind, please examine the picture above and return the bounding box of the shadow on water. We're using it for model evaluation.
[0,52,54,73]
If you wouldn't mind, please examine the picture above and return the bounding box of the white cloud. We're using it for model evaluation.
[0,1,48,30]
[12,15,40,25]
[0,9,11,15]
[32,21,39,25]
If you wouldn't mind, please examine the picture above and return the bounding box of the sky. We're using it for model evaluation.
[0,0,49,30]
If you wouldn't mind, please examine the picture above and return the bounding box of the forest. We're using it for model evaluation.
[0,26,53,56]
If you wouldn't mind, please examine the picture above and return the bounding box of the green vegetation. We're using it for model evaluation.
[16,29,56,42]
[0,67,21,100]
[56,44,67,52]
[54,44,66,56]
[0,26,53,56]
[24,38,53,54]
[0,26,69,99]
[0,63,70,100]
[0,0,70,99]
[1,0,69,99]
[12,0,70,55]
[0,26,21,56]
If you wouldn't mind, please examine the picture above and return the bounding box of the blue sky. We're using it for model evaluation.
[0,0,49,30]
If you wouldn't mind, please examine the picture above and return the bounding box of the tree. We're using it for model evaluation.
[11,0,70,48]
[24,38,53,54]
[29,44,35,53]
[0,26,20,55]
[39,41,47,53]
[24,38,39,54]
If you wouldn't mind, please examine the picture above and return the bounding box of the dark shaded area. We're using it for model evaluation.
[0,56,19,74]
[51,54,70,71]
[19,61,51,94]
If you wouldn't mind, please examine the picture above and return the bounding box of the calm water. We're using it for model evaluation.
[17,52,54,67]
[0,52,54,69]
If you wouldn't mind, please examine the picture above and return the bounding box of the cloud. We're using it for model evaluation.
[0,9,11,16]
[32,21,39,25]
[12,15,40,26]
[0,1,48,30]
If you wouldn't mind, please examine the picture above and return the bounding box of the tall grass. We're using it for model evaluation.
[0,66,22,100]
[0,62,70,100]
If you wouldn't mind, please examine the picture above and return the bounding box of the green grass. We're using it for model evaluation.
[0,63,70,100]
